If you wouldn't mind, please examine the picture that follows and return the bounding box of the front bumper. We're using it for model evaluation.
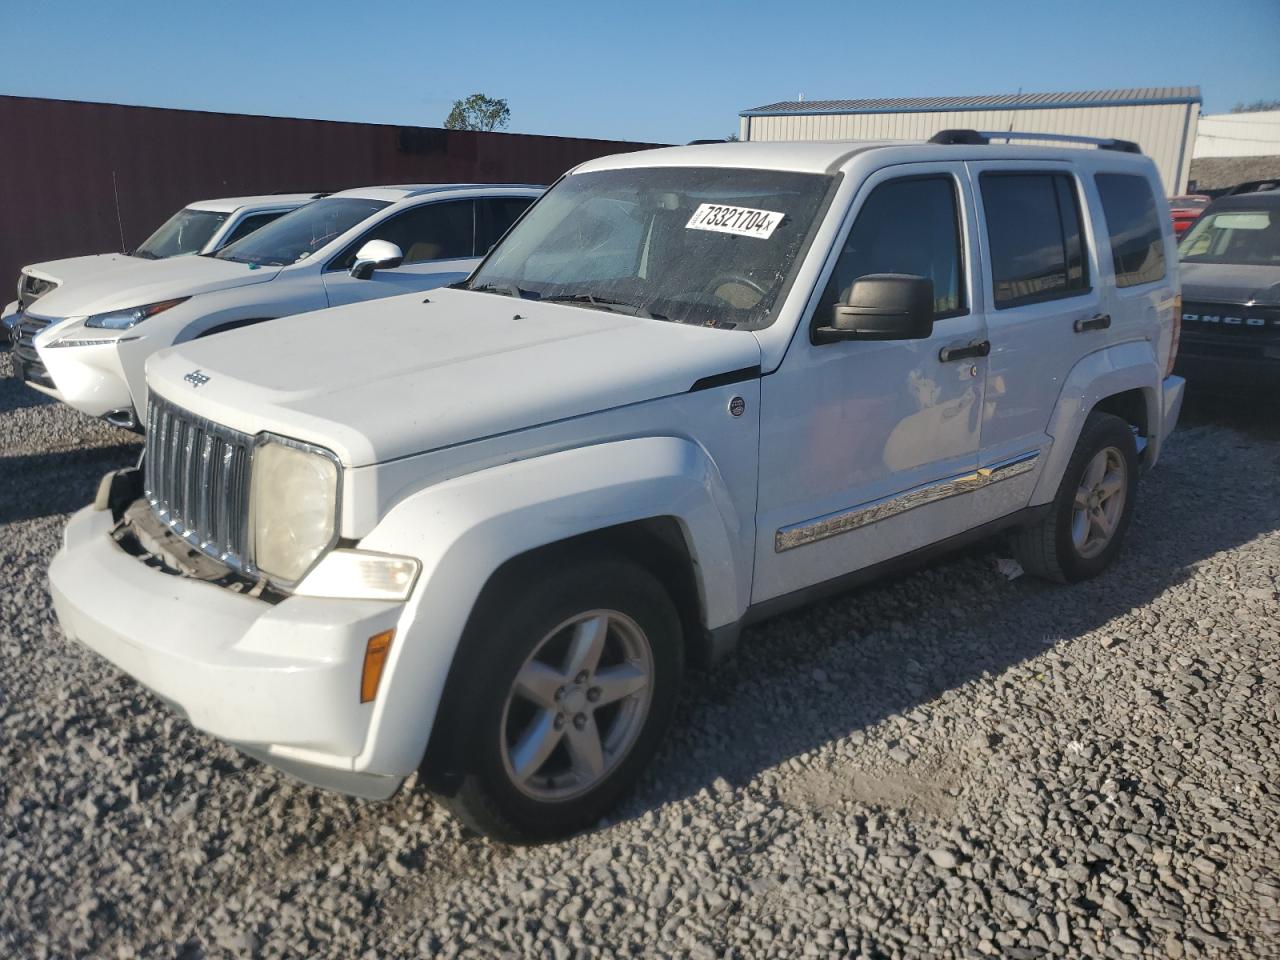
[1175,341,1280,390]
[34,336,135,419]
[49,506,407,798]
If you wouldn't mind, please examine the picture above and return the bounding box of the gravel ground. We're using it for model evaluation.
[1,355,1277,960]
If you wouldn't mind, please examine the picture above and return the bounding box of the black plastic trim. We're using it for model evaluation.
[689,366,762,392]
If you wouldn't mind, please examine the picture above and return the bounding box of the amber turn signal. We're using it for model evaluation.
[360,630,395,703]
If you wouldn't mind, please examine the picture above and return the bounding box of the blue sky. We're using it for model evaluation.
[1,0,1277,144]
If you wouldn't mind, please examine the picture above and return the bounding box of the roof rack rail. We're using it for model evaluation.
[929,129,1142,154]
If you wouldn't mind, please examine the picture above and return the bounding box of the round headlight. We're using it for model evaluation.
[250,437,340,584]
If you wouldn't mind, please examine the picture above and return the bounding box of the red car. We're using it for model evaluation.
[1168,194,1211,238]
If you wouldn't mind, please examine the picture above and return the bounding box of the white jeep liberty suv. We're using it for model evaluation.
[49,132,1185,842]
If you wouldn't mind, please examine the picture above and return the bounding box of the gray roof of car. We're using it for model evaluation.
[742,86,1202,117]
[1207,190,1280,210]
[576,138,1156,177]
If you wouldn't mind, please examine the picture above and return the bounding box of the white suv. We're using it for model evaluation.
[49,133,1184,841]
[14,183,541,428]
[2,193,317,335]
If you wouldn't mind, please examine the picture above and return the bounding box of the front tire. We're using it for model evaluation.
[433,556,683,843]
[1013,411,1139,583]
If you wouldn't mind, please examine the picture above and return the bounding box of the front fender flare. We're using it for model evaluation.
[1031,340,1162,505]
[351,436,749,776]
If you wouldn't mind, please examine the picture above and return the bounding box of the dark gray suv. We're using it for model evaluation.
[1176,189,1280,389]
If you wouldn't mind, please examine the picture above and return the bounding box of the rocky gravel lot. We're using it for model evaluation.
[1,354,1277,959]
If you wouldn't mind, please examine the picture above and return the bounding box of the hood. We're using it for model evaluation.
[1180,261,1280,306]
[25,255,280,320]
[147,287,763,466]
[23,253,137,288]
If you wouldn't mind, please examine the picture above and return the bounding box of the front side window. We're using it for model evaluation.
[468,167,835,330]
[215,198,390,267]
[1095,173,1166,287]
[329,200,476,270]
[1179,207,1280,266]
[217,210,288,249]
[818,175,966,320]
[134,208,228,259]
[981,173,1089,308]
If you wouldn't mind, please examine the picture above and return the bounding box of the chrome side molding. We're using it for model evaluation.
[775,451,1040,553]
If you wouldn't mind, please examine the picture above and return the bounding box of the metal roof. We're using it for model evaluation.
[742,87,1202,118]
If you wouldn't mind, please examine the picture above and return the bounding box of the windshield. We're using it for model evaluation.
[467,167,835,329]
[215,198,390,267]
[134,208,228,259]
[1179,208,1280,266]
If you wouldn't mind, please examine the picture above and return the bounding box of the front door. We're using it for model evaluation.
[322,199,480,307]
[754,164,989,603]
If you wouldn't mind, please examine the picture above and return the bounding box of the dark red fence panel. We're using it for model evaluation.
[0,95,663,296]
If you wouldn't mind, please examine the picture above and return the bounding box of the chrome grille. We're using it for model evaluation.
[11,314,55,387]
[144,394,254,570]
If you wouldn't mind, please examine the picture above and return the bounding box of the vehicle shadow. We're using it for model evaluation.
[0,443,142,525]
[1177,384,1280,443]
[0,360,58,414]
[612,415,1280,823]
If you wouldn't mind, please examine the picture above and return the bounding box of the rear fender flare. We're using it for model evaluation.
[1031,340,1161,505]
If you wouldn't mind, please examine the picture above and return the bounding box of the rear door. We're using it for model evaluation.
[968,162,1102,512]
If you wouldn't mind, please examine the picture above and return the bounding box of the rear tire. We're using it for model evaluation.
[432,556,683,843]
[1013,411,1138,583]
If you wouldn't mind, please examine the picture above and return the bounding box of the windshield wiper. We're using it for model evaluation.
[132,250,159,260]
[470,282,532,299]
[541,294,661,320]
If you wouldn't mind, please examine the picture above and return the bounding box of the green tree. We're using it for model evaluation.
[444,94,511,131]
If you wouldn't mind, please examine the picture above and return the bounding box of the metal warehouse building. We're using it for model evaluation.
[740,87,1201,194]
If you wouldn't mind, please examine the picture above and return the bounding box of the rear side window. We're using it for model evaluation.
[476,196,536,254]
[1095,174,1166,287]
[981,173,1089,308]
[819,175,966,320]
[218,211,287,248]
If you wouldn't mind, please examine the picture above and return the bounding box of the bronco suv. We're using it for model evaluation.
[1175,188,1280,389]
[49,132,1184,842]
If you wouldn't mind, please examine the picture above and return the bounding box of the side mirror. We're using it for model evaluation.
[813,273,935,344]
[349,240,404,280]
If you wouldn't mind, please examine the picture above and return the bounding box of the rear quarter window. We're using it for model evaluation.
[1095,174,1166,288]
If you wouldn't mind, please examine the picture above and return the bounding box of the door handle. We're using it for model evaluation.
[1074,313,1111,333]
[939,339,991,363]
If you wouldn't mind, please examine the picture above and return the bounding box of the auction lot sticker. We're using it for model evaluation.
[686,203,784,239]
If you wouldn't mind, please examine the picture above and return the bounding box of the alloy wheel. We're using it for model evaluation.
[1071,446,1128,560]
[499,610,654,801]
